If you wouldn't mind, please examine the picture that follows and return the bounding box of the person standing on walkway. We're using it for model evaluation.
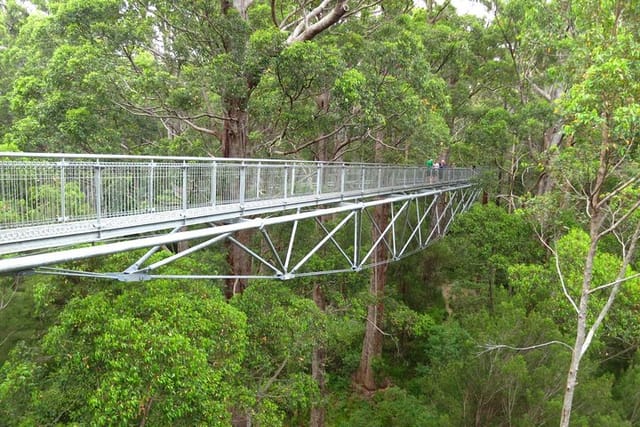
[426,158,434,182]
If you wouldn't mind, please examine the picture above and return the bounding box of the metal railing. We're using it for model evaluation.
[0,153,476,231]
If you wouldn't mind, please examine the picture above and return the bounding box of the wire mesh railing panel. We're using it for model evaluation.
[0,153,479,235]
[321,164,342,194]
[217,163,241,205]
[378,166,393,189]
[61,162,96,221]
[343,166,363,193]
[186,163,214,208]
[291,163,317,197]
[152,163,183,212]
[244,164,261,202]
[257,165,285,200]
[100,163,146,218]
[0,162,58,227]
[394,168,405,187]
[363,166,380,192]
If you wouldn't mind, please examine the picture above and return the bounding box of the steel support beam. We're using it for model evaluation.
[4,185,479,281]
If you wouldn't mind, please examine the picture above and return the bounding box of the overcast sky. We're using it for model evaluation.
[414,0,491,19]
[451,0,491,17]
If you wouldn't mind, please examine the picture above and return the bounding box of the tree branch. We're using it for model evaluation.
[588,272,640,295]
[0,331,16,348]
[596,173,640,211]
[278,124,348,156]
[552,246,580,314]
[287,0,349,43]
[365,130,403,151]
[257,357,289,398]
[581,219,640,358]
[598,195,640,238]
[478,340,573,356]
[113,101,223,139]
[0,276,20,311]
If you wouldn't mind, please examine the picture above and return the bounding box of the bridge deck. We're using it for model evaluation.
[0,153,475,255]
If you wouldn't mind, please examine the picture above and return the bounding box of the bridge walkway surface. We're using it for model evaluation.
[0,153,480,281]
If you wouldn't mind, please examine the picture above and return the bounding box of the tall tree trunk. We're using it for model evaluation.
[488,265,495,311]
[311,104,331,425]
[310,283,327,427]
[506,141,518,212]
[354,131,390,391]
[535,123,564,196]
[222,99,249,158]
[223,98,252,297]
[354,202,390,390]
[560,121,609,426]
[559,232,598,426]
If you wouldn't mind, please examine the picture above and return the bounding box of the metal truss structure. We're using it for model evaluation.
[0,153,480,281]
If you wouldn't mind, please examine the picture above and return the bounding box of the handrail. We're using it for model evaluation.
[0,153,476,232]
[0,151,408,166]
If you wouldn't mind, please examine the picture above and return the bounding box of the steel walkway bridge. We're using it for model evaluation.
[0,153,480,281]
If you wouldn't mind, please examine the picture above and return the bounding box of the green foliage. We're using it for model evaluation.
[510,228,640,344]
[245,28,286,85]
[2,1,640,425]
[445,203,545,301]
[333,69,367,111]
[520,191,583,242]
[333,386,448,427]
[463,107,515,154]
[613,354,640,425]
[0,8,163,153]
[416,320,473,371]
[275,41,340,102]
[232,281,326,423]
[0,281,246,426]
[408,302,630,426]
[0,277,43,364]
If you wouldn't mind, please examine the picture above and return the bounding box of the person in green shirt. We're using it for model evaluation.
[426,158,434,182]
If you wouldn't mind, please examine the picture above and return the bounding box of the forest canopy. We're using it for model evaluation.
[1,0,640,426]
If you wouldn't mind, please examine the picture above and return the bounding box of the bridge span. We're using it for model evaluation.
[0,153,480,281]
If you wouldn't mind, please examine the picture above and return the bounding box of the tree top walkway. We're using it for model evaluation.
[0,152,480,280]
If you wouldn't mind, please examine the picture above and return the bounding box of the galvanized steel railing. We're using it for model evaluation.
[0,153,475,232]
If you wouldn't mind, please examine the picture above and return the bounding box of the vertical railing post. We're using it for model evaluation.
[148,160,155,212]
[316,162,322,198]
[392,166,396,189]
[340,163,345,198]
[239,160,246,208]
[361,164,366,195]
[283,163,289,201]
[290,162,296,196]
[353,208,360,269]
[256,161,261,199]
[94,160,102,231]
[182,161,188,214]
[211,160,217,207]
[59,158,66,222]
[378,165,382,190]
